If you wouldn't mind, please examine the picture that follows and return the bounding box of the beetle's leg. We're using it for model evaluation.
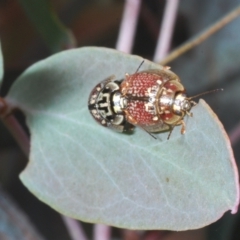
[163,66,171,70]
[121,81,129,96]
[135,124,157,139]
[167,120,185,140]
[142,127,157,139]
[186,111,193,117]
[125,112,138,125]
[190,100,197,106]
[125,111,157,139]
[180,120,186,134]
[167,127,174,140]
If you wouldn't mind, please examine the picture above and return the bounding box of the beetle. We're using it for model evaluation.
[119,68,194,137]
[88,66,220,139]
[88,76,134,133]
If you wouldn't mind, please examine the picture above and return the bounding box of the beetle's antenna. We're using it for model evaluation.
[130,121,157,139]
[189,88,223,100]
[139,126,157,139]
[167,128,174,140]
[135,60,145,73]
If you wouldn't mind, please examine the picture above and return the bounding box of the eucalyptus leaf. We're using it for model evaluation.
[5,47,239,230]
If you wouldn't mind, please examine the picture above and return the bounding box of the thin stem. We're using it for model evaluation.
[93,224,111,240]
[2,115,30,157]
[160,5,240,65]
[1,114,88,240]
[116,0,141,53]
[229,122,240,146]
[153,0,179,62]
[62,216,88,240]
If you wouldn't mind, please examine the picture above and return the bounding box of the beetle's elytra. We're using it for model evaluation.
[88,67,196,139]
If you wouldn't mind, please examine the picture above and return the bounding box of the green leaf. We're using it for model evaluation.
[0,42,3,86]
[18,0,76,52]
[5,47,239,230]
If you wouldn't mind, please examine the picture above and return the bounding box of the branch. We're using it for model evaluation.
[62,216,88,240]
[2,115,30,156]
[153,0,179,62]
[160,5,240,65]
[93,224,111,240]
[116,0,141,53]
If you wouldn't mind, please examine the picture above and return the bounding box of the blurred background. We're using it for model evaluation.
[0,0,240,239]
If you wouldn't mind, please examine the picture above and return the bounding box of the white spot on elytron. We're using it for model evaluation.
[167,89,173,93]
[101,119,106,125]
[157,80,162,85]
[165,110,170,114]
[147,88,151,94]
[99,103,108,108]
[149,97,155,103]
[91,110,100,119]
[145,102,156,114]
[152,116,158,121]
[90,99,95,104]
[96,87,101,91]
[162,90,167,95]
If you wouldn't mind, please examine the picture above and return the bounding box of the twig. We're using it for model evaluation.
[93,224,111,240]
[62,216,88,240]
[153,0,179,62]
[2,115,30,157]
[116,0,141,53]
[159,5,240,65]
